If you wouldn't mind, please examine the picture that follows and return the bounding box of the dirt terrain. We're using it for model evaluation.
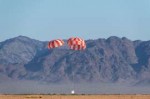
[0,95,150,99]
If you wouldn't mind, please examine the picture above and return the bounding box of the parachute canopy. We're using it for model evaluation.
[67,37,86,50]
[48,39,64,49]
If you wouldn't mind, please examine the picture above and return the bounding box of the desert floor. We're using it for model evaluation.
[0,95,150,99]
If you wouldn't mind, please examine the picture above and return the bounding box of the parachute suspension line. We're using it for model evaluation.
[71,50,75,94]
[67,37,86,94]
[72,70,75,94]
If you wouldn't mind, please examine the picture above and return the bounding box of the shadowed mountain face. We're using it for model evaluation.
[0,36,150,84]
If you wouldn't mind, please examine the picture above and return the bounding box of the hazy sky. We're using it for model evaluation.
[0,0,150,41]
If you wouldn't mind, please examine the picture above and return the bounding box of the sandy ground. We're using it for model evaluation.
[0,95,150,99]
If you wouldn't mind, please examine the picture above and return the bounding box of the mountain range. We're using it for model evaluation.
[0,35,150,85]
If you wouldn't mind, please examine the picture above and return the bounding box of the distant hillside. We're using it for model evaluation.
[0,36,150,84]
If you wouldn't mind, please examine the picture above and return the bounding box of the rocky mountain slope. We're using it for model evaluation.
[0,36,150,84]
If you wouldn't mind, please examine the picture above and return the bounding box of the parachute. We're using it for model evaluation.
[67,37,86,50]
[47,39,64,49]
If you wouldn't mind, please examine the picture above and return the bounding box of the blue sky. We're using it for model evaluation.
[0,0,150,41]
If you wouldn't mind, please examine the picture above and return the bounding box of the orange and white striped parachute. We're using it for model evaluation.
[48,39,64,49]
[67,37,86,50]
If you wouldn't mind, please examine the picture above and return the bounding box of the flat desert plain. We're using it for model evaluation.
[0,95,150,99]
